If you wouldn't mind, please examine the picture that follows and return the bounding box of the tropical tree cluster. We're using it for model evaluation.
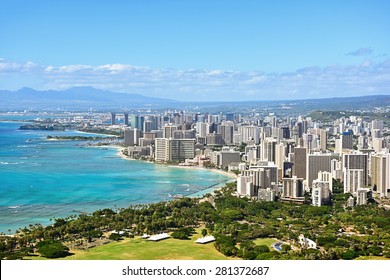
[1,181,389,260]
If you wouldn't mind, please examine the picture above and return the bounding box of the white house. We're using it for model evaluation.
[298,234,317,249]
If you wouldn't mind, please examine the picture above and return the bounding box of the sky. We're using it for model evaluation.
[0,0,389,101]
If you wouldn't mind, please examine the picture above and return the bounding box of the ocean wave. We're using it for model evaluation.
[8,205,22,209]
[1,162,24,165]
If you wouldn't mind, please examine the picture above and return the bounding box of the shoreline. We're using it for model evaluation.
[113,145,237,178]
[111,145,237,197]
[85,143,236,199]
[76,130,120,137]
[2,138,235,234]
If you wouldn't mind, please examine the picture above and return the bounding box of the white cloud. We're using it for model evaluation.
[243,76,266,85]
[0,58,389,101]
[346,47,373,56]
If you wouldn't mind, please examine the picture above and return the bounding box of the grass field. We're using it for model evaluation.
[26,230,283,260]
[63,238,231,260]
[28,229,235,260]
[253,238,279,250]
[355,256,389,260]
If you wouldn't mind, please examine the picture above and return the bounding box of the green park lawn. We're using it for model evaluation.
[64,238,231,260]
[253,237,279,250]
[26,229,283,260]
[28,229,235,260]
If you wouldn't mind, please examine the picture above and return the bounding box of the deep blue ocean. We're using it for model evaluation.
[0,121,229,233]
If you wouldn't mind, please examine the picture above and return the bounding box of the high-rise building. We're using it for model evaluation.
[371,119,384,132]
[244,145,259,164]
[302,120,308,136]
[146,115,159,131]
[358,135,368,150]
[292,125,300,144]
[239,125,260,144]
[218,123,234,145]
[282,176,304,198]
[281,127,290,139]
[307,153,333,189]
[372,138,383,153]
[173,113,183,125]
[371,152,390,198]
[261,138,277,162]
[293,147,307,180]
[311,186,322,206]
[163,125,178,139]
[341,131,354,150]
[320,129,327,151]
[155,138,195,162]
[124,128,141,146]
[241,163,278,193]
[143,132,157,140]
[195,122,210,138]
[237,175,255,196]
[343,152,368,194]
[144,120,153,133]
[335,131,354,153]
[303,133,317,151]
[331,159,342,180]
[124,113,129,126]
[139,138,153,147]
[130,115,145,131]
[111,112,116,125]
[173,129,196,139]
[124,128,134,146]
[219,149,241,168]
[316,171,333,192]
[311,171,332,206]
[206,133,223,145]
[275,143,286,171]
[169,139,195,162]
[155,138,169,162]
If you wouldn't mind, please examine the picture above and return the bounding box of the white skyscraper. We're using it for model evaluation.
[239,125,260,144]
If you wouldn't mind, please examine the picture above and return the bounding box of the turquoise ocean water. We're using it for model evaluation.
[0,121,230,233]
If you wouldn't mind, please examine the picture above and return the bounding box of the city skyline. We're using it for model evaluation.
[1,0,389,101]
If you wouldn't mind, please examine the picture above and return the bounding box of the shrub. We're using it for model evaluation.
[36,240,69,258]
[109,233,122,241]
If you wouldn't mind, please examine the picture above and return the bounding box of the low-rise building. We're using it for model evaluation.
[356,188,369,205]
[258,188,276,202]
[298,234,317,249]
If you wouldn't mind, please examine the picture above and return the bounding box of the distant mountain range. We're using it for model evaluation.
[0,86,389,112]
[0,87,177,110]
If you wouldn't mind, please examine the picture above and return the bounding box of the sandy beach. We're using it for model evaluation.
[113,145,237,179]
[110,145,237,198]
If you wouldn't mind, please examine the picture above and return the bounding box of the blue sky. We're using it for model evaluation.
[0,0,389,101]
